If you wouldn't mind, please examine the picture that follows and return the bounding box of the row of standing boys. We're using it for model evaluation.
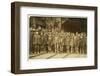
[30,29,87,54]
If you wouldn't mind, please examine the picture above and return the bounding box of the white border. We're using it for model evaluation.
[20,6,95,70]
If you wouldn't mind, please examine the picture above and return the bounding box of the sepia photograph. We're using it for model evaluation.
[29,16,87,59]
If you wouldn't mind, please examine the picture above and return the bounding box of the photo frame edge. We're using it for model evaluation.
[11,2,98,74]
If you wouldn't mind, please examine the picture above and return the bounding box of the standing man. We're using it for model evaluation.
[70,33,75,53]
[33,31,41,54]
[54,32,59,53]
[64,33,70,53]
